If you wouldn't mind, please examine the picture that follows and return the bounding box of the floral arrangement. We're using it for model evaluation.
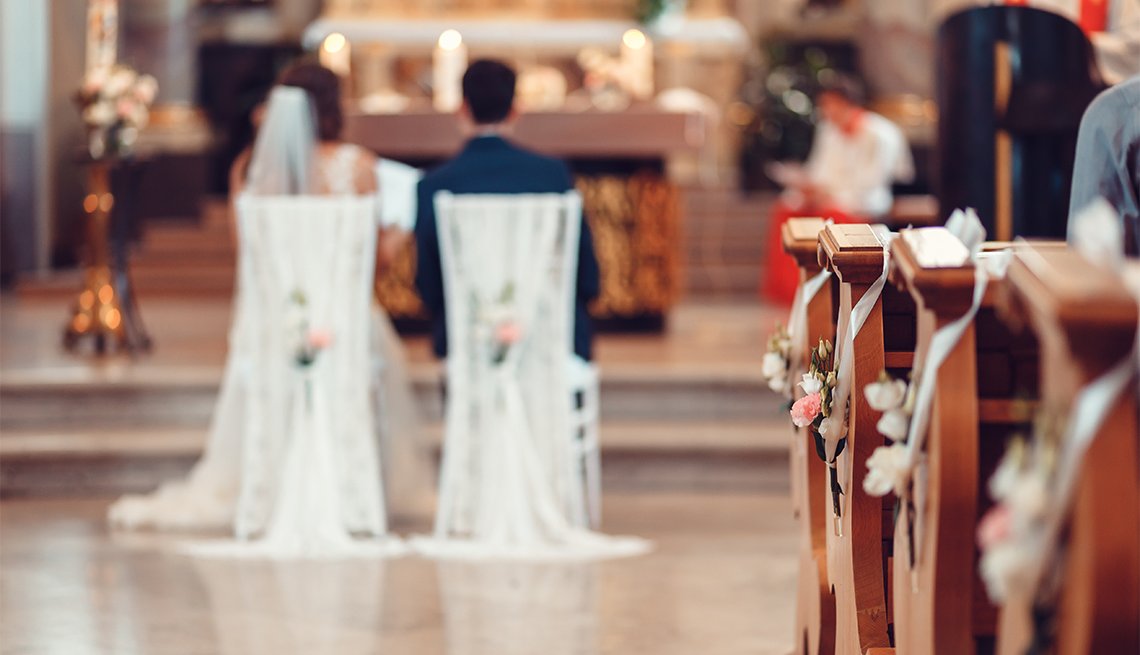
[862,371,917,498]
[977,412,1063,604]
[789,339,846,517]
[761,324,793,395]
[477,283,524,365]
[75,65,158,159]
[289,291,333,368]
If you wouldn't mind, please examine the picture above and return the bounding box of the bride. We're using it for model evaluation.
[109,62,431,556]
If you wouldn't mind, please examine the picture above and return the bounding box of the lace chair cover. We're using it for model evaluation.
[421,191,648,560]
[233,194,387,541]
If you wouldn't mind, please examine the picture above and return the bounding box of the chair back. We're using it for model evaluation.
[233,194,385,539]
[433,190,583,534]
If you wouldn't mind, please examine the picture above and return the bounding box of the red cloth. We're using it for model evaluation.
[1079,0,1108,33]
[761,201,865,306]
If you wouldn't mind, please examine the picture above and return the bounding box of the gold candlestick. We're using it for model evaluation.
[63,160,144,354]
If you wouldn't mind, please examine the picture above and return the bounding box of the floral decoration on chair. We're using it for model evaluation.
[289,291,333,368]
[476,283,525,366]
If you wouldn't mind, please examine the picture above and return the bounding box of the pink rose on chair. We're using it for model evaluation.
[306,328,334,351]
[976,503,1013,550]
[494,320,523,346]
[790,392,822,428]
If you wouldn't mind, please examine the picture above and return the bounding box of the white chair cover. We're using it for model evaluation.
[203,194,398,557]
[416,191,648,560]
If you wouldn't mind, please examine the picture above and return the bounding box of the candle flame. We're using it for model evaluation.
[438,29,463,51]
[322,32,347,54]
[622,29,647,50]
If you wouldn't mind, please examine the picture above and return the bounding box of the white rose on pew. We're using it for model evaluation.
[979,540,1036,602]
[799,373,823,395]
[876,409,910,443]
[863,443,911,497]
[988,439,1026,501]
[864,377,908,412]
[762,352,787,388]
[1006,472,1049,521]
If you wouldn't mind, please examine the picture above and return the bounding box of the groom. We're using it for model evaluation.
[414,59,601,361]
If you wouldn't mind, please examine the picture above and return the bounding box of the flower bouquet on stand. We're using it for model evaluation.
[75,64,157,160]
[790,339,846,521]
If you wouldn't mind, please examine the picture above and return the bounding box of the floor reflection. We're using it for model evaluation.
[2,493,797,655]
[192,556,388,654]
[438,560,599,655]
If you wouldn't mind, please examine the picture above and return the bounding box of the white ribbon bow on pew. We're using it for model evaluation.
[827,224,893,527]
[896,209,990,573]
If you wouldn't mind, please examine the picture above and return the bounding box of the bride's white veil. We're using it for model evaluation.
[245,86,317,196]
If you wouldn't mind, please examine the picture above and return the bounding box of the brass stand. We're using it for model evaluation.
[63,159,151,354]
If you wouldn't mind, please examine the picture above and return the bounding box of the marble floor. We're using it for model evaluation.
[0,492,798,655]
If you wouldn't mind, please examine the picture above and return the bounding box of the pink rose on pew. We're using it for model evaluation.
[976,504,1013,550]
[306,329,334,351]
[790,392,822,428]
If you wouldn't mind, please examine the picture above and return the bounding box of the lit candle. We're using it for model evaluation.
[620,28,654,101]
[433,29,468,113]
[319,32,352,78]
[86,0,119,73]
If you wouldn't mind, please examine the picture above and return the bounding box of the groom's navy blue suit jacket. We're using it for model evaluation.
[414,134,601,361]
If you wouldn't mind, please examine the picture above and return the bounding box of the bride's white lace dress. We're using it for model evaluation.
[108,88,430,558]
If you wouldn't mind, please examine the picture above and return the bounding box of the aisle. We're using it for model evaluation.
[0,492,796,655]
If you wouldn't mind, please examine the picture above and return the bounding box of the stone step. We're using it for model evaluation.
[687,263,764,295]
[0,366,781,431]
[0,421,791,497]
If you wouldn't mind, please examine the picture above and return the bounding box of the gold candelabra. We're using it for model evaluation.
[64,160,150,354]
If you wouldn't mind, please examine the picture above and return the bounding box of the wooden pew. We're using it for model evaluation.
[783,217,838,655]
[818,223,918,655]
[888,233,1041,655]
[995,246,1139,655]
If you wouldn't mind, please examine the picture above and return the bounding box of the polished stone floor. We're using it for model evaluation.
[1,492,797,655]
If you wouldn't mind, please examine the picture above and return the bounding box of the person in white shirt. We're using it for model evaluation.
[764,77,913,303]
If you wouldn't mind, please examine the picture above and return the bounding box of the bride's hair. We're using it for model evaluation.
[278,60,343,141]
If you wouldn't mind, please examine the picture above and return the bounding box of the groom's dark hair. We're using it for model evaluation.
[462,60,516,125]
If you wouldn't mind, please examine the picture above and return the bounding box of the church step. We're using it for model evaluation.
[0,421,791,498]
[0,367,781,431]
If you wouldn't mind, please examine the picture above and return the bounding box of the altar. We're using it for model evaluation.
[351,105,705,328]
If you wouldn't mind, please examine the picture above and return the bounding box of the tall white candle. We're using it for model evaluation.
[86,0,119,73]
[620,28,654,101]
[319,32,352,78]
[433,29,468,113]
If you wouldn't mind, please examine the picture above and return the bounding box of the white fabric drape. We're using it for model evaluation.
[183,195,404,559]
[414,192,649,560]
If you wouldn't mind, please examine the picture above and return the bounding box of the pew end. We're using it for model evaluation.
[994,245,1140,655]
